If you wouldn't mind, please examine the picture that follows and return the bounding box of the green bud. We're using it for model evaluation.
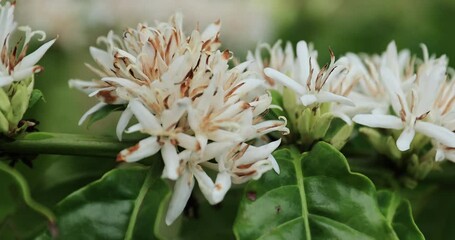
[282,87,298,114]
[326,122,354,150]
[10,83,30,125]
[0,88,11,113]
[0,76,36,136]
[359,127,402,161]
[312,112,335,140]
[0,111,9,134]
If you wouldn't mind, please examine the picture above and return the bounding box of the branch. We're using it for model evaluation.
[0,132,134,158]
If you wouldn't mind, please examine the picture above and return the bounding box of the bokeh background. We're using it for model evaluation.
[2,0,454,238]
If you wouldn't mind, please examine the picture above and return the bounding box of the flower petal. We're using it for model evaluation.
[396,127,415,151]
[78,102,107,125]
[161,140,180,180]
[264,68,306,95]
[415,121,455,148]
[165,168,195,225]
[316,91,355,107]
[211,171,231,203]
[116,107,133,141]
[129,99,162,131]
[299,94,318,106]
[117,136,160,162]
[353,114,403,130]
[18,38,56,69]
[0,76,13,87]
[191,165,217,204]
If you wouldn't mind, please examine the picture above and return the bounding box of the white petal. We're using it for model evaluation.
[161,98,190,129]
[11,67,38,82]
[435,148,445,162]
[316,91,355,107]
[191,165,217,205]
[396,127,415,151]
[201,20,221,42]
[116,108,133,141]
[296,41,310,83]
[268,154,280,174]
[237,139,281,166]
[232,79,265,97]
[233,60,252,73]
[202,142,235,162]
[380,67,408,115]
[211,171,231,203]
[415,121,455,148]
[165,168,195,225]
[300,94,318,106]
[175,133,199,151]
[90,46,112,71]
[353,114,403,130]
[264,68,306,95]
[129,99,162,130]
[78,102,107,125]
[125,123,142,133]
[102,77,141,89]
[117,136,160,162]
[253,119,289,137]
[161,140,180,180]
[0,76,13,87]
[18,39,56,69]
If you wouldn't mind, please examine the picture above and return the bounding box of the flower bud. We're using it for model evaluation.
[0,76,35,135]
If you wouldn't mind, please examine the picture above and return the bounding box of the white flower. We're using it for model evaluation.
[353,42,455,152]
[70,13,289,225]
[246,40,295,86]
[263,41,354,107]
[114,51,288,225]
[165,139,281,225]
[69,13,220,125]
[432,74,455,162]
[0,2,55,87]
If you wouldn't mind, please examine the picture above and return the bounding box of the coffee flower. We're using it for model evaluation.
[70,13,288,225]
[0,1,55,87]
[69,13,221,124]
[432,75,455,162]
[0,1,55,135]
[263,41,354,107]
[353,42,455,152]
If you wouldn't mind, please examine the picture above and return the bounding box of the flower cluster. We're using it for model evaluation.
[0,1,55,135]
[70,13,288,224]
[247,40,455,163]
[352,42,455,160]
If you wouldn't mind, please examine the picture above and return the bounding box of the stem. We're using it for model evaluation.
[0,132,135,158]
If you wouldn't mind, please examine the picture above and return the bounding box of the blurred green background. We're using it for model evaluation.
[1,0,454,239]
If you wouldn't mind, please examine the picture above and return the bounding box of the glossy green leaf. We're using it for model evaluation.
[376,190,424,240]
[0,155,118,239]
[38,163,171,240]
[233,142,424,239]
[0,162,55,223]
[178,187,243,240]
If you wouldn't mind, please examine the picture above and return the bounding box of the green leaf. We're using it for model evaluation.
[38,163,171,240]
[28,89,45,109]
[86,104,125,128]
[178,187,243,240]
[376,191,424,240]
[0,162,55,223]
[233,142,424,239]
